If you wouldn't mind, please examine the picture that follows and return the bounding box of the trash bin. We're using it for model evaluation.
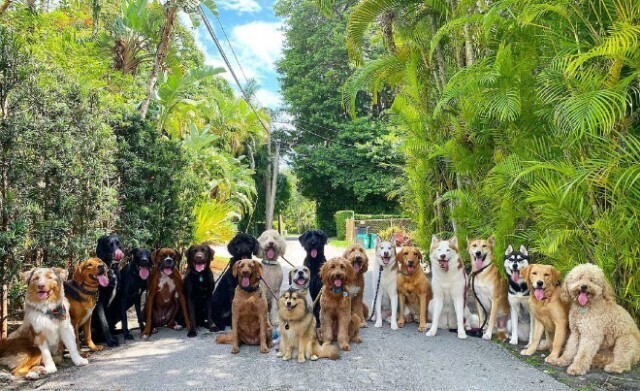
[355,226,369,235]
[356,233,370,249]
[368,233,378,249]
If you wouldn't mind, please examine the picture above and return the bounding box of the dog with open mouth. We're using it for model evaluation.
[277,288,340,363]
[184,243,217,337]
[370,240,399,330]
[343,244,369,328]
[257,229,287,326]
[319,257,362,351]
[65,258,110,354]
[215,259,273,354]
[140,248,191,339]
[92,234,125,347]
[520,264,569,364]
[504,244,533,346]
[467,236,509,340]
[556,263,640,375]
[299,229,328,324]
[289,266,312,309]
[396,246,432,332]
[0,268,88,379]
[426,235,467,339]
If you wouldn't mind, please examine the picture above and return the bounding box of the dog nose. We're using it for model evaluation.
[37,284,45,290]
[440,254,446,260]
[536,280,544,287]
[580,284,588,291]
[475,251,482,256]
[512,264,518,270]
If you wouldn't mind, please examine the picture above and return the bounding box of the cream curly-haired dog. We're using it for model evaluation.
[557,263,640,375]
[257,229,287,326]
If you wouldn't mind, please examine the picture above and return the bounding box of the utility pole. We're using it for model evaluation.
[265,132,280,230]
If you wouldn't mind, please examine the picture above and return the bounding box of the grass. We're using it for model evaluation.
[328,239,350,248]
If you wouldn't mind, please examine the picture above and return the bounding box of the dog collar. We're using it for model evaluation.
[261,258,279,266]
[47,304,67,321]
[239,284,260,293]
[70,280,99,296]
[330,287,348,298]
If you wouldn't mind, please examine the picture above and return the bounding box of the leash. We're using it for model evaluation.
[467,263,490,337]
[367,265,383,322]
[279,255,296,268]
[259,276,280,301]
[312,287,323,308]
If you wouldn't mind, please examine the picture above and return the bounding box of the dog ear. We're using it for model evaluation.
[601,274,616,302]
[20,268,35,284]
[207,246,215,263]
[345,259,355,283]
[488,236,495,247]
[232,261,241,278]
[395,248,404,265]
[252,237,260,256]
[560,276,571,303]
[53,267,69,282]
[73,262,85,284]
[521,266,530,283]
[173,249,182,264]
[288,268,294,285]
[254,260,263,279]
[151,249,158,265]
[298,231,309,246]
[416,248,423,262]
[430,235,439,248]
[320,230,328,245]
[256,240,265,259]
[450,236,458,248]
[505,245,513,256]
[186,245,195,262]
[519,245,528,256]
[551,267,561,286]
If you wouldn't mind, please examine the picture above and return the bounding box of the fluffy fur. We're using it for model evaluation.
[396,246,432,332]
[370,240,399,330]
[319,257,362,351]
[277,288,339,363]
[184,243,217,337]
[257,229,287,326]
[0,268,88,379]
[520,264,569,364]
[504,245,533,345]
[426,236,467,339]
[65,258,109,353]
[299,230,328,323]
[343,244,369,327]
[215,259,273,353]
[556,264,640,375]
[467,236,509,340]
[289,266,312,309]
[92,234,124,347]
[211,233,259,329]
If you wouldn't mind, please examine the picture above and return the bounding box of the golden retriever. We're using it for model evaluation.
[396,246,432,332]
[556,263,640,375]
[343,244,369,327]
[520,264,569,364]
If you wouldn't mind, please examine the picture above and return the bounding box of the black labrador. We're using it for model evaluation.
[183,243,217,337]
[210,233,259,330]
[92,234,124,347]
[299,229,328,323]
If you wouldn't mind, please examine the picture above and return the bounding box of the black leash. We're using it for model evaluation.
[368,266,383,322]
[279,255,296,268]
[467,263,490,337]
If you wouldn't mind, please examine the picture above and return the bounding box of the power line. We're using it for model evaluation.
[212,12,250,85]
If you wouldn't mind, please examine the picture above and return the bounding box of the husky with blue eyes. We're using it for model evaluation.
[504,244,533,346]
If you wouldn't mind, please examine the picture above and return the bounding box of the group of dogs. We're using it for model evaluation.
[1,229,639,380]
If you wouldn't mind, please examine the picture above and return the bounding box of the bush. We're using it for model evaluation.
[334,210,354,240]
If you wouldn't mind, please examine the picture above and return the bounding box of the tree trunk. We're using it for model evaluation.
[140,6,178,119]
[429,15,447,90]
[380,11,396,54]
[0,0,11,15]
[265,142,280,230]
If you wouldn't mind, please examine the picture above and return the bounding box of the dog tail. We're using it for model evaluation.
[313,341,339,360]
[362,303,369,320]
[215,333,232,345]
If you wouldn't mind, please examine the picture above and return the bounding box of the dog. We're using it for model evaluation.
[140,248,191,338]
[467,236,509,340]
[426,235,467,339]
[65,258,109,353]
[370,240,399,330]
[111,248,152,340]
[504,244,533,345]
[211,233,259,330]
[289,266,312,309]
[556,263,640,375]
[92,234,124,347]
[520,264,569,364]
[299,229,328,323]
[396,246,432,332]
[277,288,339,363]
[183,243,217,337]
[343,244,369,327]
[257,229,286,326]
[0,268,88,379]
[215,259,273,353]
[319,257,362,351]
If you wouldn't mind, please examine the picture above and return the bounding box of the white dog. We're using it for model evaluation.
[257,229,287,326]
[288,265,312,310]
[504,244,533,346]
[426,235,467,339]
[370,240,398,330]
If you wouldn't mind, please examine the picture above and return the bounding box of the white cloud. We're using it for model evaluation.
[255,89,282,108]
[231,21,284,73]
[217,0,262,13]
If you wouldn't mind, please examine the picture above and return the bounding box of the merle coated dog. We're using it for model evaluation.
[107,248,152,341]
[299,229,328,323]
[184,243,217,337]
[210,233,259,330]
[92,234,124,347]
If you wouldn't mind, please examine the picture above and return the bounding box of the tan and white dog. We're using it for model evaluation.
[426,236,467,339]
[0,268,88,379]
[257,229,287,326]
[370,240,398,330]
[467,236,509,340]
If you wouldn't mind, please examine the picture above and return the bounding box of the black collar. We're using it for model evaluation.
[70,280,99,296]
[27,302,67,321]
[239,283,260,293]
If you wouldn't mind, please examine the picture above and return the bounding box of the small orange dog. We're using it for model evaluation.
[396,246,432,332]
[343,244,369,327]
[319,257,361,351]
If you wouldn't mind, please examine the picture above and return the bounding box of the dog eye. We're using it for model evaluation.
[482,245,487,248]
[532,272,537,275]
[544,273,549,277]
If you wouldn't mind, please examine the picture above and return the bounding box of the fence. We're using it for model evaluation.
[345,218,416,244]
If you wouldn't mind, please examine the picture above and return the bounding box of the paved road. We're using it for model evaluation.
[9,240,569,390]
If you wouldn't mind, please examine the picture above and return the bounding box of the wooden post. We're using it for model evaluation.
[277,214,283,235]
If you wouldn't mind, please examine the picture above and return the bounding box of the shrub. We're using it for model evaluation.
[334,210,354,240]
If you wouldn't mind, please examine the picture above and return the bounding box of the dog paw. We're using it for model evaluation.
[260,345,269,354]
[89,344,103,352]
[25,366,46,380]
[352,336,362,344]
[567,363,588,376]
[425,329,437,337]
[187,330,197,338]
[44,364,57,374]
[418,325,427,332]
[545,355,560,365]
[458,331,468,340]
[482,332,492,341]
[520,349,533,356]
[231,346,239,354]
[297,357,306,363]
[74,357,89,366]
[124,333,134,341]
[359,322,368,328]
[282,354,291,361]
[374,321,382,328]
[106,339,119,347]
[172,325,183,331]
[310,354,319,361]
[277,350,284,357]
[509,338,518,345]
[604,363,628,374]
[397,321,405,328]
[141,333,149,340]
[209,325,219,332]
[391,323,398,331]
[555,357,572,367]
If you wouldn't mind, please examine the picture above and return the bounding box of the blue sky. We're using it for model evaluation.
[180,1,284,108]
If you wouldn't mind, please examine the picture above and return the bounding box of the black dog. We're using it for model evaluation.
[210,233,259,330]
[184,243,217,337]
[107,248,152,340]
[299,229,328,323]
[92,234,124,347]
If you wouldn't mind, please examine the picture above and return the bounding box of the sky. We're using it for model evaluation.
[179,1,285,109]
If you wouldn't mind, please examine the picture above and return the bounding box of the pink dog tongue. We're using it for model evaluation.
[163,267,173,276]
[534,288,545,301]
[438,260,449,272]
[195,264,205,272]
[37,291,48,299]
[296,278,306,285]
[353,263,361,272]
[241,276,250,287]
[114,249,124,261]
[407,266,415,273]
[334,278,342,287]
[578,292,589,306]
[139,267,149,280]
[97,275,109,287]
[267,249,275,259]
[511,270,520,282]
[311,249,318,258]
[475,259,483,270]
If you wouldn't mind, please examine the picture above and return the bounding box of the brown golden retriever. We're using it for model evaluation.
[520,264,569,364]
[319,257,361,351]
[343,244,369,327]
[215,259,273,353]
[396,246,432,332]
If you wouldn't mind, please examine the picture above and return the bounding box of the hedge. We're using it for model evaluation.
[334,210,355,240]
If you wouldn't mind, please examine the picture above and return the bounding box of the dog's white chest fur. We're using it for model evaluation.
[158,274,175,301]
